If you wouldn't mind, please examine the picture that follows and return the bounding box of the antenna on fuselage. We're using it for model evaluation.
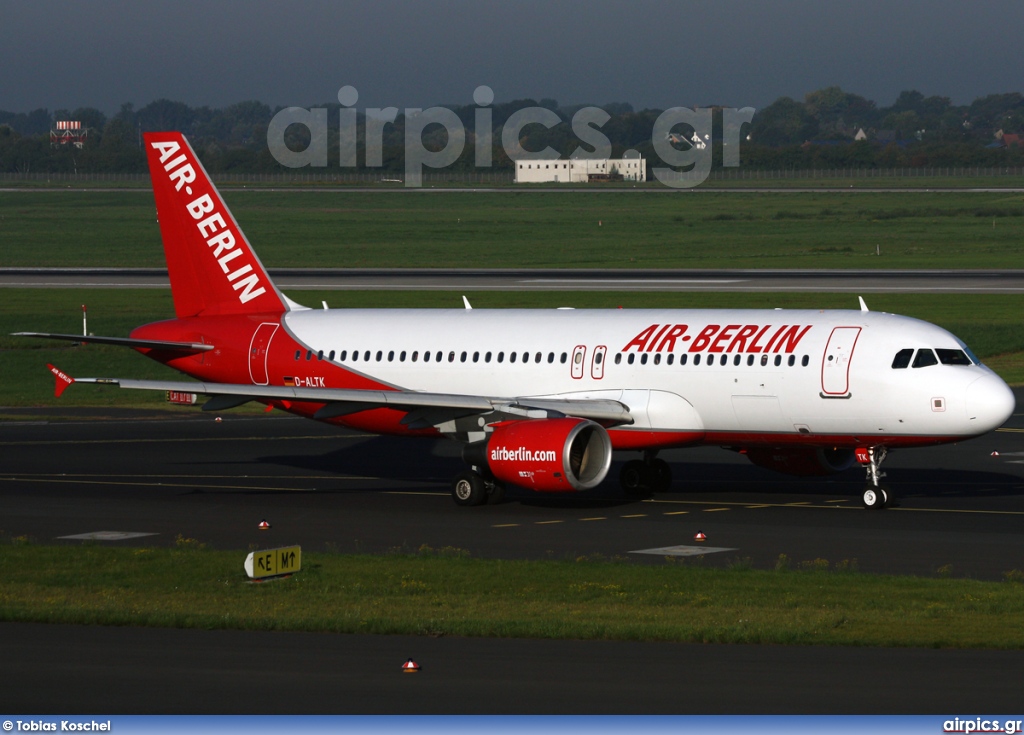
[858,296,869,312]
[462,296,473,310]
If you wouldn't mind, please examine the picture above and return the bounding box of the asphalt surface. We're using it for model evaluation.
[1,394,1022,713]
[3,267,1024,293]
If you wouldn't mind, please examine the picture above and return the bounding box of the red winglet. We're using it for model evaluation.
[47,364,75,397]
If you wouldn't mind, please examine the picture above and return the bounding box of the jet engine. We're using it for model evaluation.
[741,446,856,476]
[464,417,613,492]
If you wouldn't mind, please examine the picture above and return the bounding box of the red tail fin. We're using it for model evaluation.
[144,132,287,318]
[48,364,74,397]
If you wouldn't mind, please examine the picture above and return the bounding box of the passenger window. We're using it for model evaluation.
[936,349,972,366]
[788,355,795,366]
[913,349,938,368]
[694,354,702,365]
[615,354,622,365]
[560,353,567,364]
[306,350,312,361]
[498,352,504,363]
[720,354,727,366]
[294,350,301,361]
[448,351,455,362]
[329,350,335,361]
[510,352,517,363]
[317,350,323,361]
[596,352,604,365]
[627,354,635,365]
[387,350,394,362]
[376,350,383,362]
[423,351,430,362]
[340,350,347,361]
[679,354,687,365]
[548,352,555,363]
[667,354,674,365]
[640,354,648,365]
[364,351,371,361]
[535,352,542,363]
[760,355,768,366]
[411,351,418,362]
[891,349,914,369]
[801,355,809,367]
[774,355,781,366]
[400,351,406,362]
[747,355,754,366]
[473,351,479,363]
[485,351,492,363]
[734,355,741,366]
[460,351,467,363]
[653,354,660,365]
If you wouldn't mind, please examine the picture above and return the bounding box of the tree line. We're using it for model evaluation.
[2,87,1024,174]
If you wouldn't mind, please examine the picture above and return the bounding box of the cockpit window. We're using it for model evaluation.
[891,349,913,369]
[936,349,972,366]
[912,349,938,368]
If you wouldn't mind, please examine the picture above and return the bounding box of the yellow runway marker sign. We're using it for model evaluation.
[244,545,302,579]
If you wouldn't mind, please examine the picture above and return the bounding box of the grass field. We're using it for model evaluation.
[2,541,1023,648]
[3,189,1024,269]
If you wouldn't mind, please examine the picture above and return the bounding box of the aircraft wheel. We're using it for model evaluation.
[620,460,649,497]
[486,481,506,505]
[649,458,672,493]
[452,471,487,506]
[862,485,887,510]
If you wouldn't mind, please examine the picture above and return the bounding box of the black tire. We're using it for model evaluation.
[649,458,672,493]
[620,459,649,497]
[486,482,506,505]
[862,485,886,510]
[452,471,487,506]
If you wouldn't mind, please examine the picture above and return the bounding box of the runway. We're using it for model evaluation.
[3,267,1024,293]
[1,397,1022,712]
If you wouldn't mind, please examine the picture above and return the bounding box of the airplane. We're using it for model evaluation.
[17,132,1016,510]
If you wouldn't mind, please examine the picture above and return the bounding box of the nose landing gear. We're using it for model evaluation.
[859,446,891,509]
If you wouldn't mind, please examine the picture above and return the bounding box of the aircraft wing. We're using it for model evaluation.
[14,332,214,353]
[64,375,634,426]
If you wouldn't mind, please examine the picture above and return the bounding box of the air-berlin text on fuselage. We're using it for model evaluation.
[149,140,267,305]
[622,323,812,353]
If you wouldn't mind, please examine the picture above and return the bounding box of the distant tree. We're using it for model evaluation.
[749,96,817,146]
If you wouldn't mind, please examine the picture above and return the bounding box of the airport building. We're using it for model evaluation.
[514,156,646,183]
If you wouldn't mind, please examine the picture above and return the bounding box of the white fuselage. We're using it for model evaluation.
[278,306,1013,445]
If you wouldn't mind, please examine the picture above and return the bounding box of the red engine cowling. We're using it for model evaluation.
[742,447,856,476]
[479,418,613,492]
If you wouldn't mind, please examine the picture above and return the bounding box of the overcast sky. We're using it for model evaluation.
[4,0,1023,115]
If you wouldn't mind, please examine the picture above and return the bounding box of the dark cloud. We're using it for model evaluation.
[2,0,1022,115]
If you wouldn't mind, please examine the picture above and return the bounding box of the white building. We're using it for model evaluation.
[514,157,646,184]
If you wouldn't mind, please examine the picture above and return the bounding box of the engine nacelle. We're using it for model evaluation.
[742,446,856,477]
[467,418,613,493]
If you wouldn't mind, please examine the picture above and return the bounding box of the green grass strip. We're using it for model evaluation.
[2,541,1023,648]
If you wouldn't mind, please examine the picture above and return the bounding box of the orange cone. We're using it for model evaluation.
[258,520,270,530]
[694,531,707,541]
[402,658,421,673]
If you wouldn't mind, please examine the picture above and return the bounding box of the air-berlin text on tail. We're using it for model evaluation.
[149,140,267,305]
[623,323,812,353]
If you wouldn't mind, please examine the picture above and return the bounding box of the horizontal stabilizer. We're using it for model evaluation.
[14,332,214,353]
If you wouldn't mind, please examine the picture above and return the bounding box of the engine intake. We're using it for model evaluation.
[465,417,613,492]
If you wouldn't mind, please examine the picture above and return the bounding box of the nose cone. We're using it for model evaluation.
[965,373,1016,433]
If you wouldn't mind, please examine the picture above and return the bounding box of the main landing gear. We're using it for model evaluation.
[451,469,505,507]
[619,451,672,496]
[860,446,892,510]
